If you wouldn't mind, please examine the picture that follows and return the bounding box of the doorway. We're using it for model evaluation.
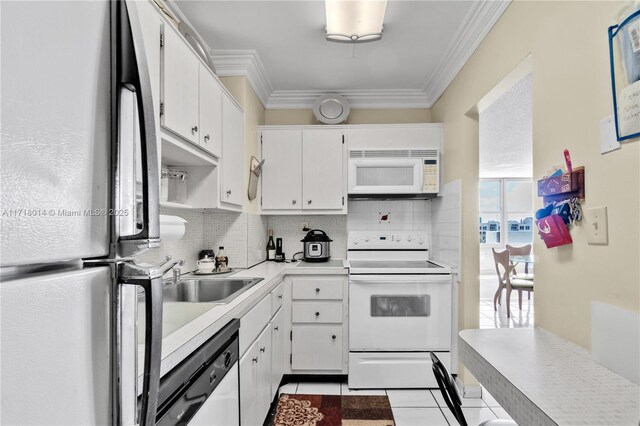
[478,72,534,329]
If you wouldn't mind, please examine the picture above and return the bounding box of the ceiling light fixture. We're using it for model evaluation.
[325,0,388,43]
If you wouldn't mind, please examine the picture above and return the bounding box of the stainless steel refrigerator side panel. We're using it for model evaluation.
[0,267,113,425]
[0,0,112,266]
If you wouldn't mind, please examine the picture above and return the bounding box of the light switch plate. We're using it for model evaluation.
[600,115,620,154]
[587,206,608,245]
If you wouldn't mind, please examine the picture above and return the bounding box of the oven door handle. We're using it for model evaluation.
[349,275,451,284]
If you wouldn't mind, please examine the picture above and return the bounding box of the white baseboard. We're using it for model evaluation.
[454,376,482,398]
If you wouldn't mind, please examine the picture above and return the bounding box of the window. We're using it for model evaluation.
[479,179,533,244]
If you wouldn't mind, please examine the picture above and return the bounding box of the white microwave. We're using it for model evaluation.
[347,149,439,198]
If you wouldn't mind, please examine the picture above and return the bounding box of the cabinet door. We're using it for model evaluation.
[261,130,302,210]
[270,308,285,398]
[221,94,244,206]
[256,326,273,424]
[239,341,259,426]
[198,66,222,157]
[302,129,344,210]
[161,27,199,143]
[291,325,343,371]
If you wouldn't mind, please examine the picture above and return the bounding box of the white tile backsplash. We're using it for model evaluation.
[431,180,462,277]
[204,211,248,269]
[267,215,347,259]
[247,213,268,266]
[133,207,205,273]
[134,184,460,275]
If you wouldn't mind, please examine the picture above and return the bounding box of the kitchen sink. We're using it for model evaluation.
[162,277,264,304]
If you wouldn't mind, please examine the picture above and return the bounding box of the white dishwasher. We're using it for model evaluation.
[155,319,240,425]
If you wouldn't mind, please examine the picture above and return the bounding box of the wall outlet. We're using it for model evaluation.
[587,206,608,245]
[302,222,309,231]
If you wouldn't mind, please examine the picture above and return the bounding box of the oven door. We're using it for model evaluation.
[349,275,452,351]
[348,158,424,194]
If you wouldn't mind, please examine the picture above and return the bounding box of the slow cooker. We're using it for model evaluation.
[301,229,332,262]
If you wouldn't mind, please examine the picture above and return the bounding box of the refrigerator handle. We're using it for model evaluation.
[118,0,160,257]
[119,257,181,426]
[121,275,162,426]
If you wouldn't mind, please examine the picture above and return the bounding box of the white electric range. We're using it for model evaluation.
[346,231,455,389]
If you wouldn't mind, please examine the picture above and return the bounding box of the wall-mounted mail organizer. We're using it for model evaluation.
[608,7,640,141]
[535,166,585,248]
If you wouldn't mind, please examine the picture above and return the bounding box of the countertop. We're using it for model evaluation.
[459,328,640,426]
[137,259,347,387]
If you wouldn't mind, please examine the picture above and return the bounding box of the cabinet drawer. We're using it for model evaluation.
[292,301,343,324]
[292,278,343,300]
[291,325,343,371]
[239,296,271,356]
[270,281,284,316]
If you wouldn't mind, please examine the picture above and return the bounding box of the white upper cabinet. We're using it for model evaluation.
[161,27,199,144]
[302,129,344,210]
[198,66,222,157]
[261,129,303,210]
[260,127,346,214]
[220,93,244,207]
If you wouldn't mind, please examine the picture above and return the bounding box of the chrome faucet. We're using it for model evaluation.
[172,266,182,283]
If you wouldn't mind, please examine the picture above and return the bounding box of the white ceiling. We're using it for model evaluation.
[173,0,510,109]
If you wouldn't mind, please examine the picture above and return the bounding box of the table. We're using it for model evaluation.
[509,254,534,276]
[459,328,640,425]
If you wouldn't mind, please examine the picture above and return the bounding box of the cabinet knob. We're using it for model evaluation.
[277,295,283,299]
[315,312,320,317]
[331,335,337,340]
[315,288,320,293]
[307,200,312,205]
[192,125,198,134]
[292,200,297,205]
[274,326,279,331]
[226,190,232,196]
[204,134,210,141]
[252,357,258,363]
[260,347,266,353]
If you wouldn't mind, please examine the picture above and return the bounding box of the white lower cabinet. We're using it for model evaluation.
[289,275,348,373]
[239,282,286,425]
[271,308,285,396]
[291,325,343,371]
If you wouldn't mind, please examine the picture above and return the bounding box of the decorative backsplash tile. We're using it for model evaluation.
[347,200,432,232]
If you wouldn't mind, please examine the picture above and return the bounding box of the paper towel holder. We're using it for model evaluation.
[248,156,265,201]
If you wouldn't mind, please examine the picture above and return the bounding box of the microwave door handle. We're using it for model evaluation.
[118,0,160,256]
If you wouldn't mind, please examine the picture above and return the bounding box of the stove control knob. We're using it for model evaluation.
[405,234,413,242]
[394,235,402,242]
[417,236,425,244]
[364,235,371,242]
[352,238,359,245]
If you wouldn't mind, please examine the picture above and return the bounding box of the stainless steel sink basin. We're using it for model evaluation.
[162,278,263,304]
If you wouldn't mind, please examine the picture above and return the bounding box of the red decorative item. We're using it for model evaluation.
[536,214,573,248]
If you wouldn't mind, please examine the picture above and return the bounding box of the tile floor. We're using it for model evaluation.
[277,381,515,426]
[479,275,534,329]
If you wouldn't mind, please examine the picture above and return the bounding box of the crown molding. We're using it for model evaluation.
[266,89,430,109]
[211,50,273,107]
[423,0,511,107]
[210,0,511,110]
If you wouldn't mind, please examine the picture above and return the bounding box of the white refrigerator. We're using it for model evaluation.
[1,1,168,425]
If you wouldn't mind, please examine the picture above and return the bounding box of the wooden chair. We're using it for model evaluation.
[505,243,534,280]
[430,352,516,426]
[492,248,534,318]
